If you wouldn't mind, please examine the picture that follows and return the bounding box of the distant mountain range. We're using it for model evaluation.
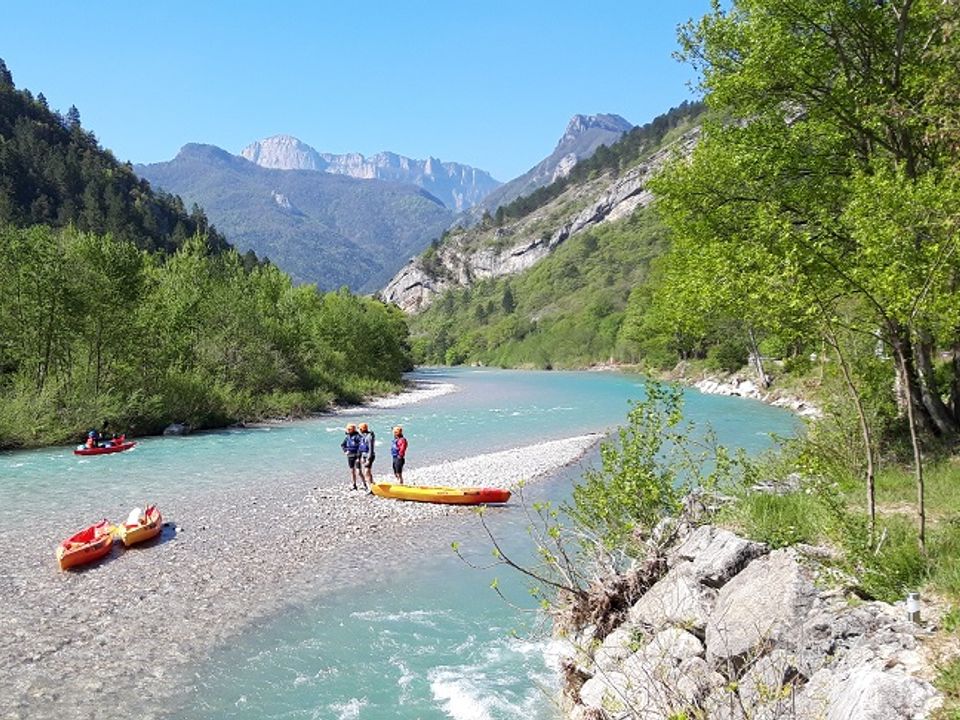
[475,114,633,214]
[135,114,636,292]
[241,135,501,212]
[136,145,454,292]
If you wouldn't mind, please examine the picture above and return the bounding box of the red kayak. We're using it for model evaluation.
[74,440,136,456]
[56,519,114,570]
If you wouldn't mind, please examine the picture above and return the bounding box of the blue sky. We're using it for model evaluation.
[1,1,711,181]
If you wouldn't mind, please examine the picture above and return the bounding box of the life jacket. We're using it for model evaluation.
[343,431,361,454]
[391,436,407,458]
[359,431,374,454]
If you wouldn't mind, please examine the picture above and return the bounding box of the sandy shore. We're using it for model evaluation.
[0,424,601,719]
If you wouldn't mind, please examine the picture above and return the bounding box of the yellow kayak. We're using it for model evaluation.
[115,505,163,547]
[371,483,510,505]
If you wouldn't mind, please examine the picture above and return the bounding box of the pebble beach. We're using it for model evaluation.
[0,380,602,720]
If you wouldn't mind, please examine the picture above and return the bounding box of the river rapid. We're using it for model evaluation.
[0,368,797,720]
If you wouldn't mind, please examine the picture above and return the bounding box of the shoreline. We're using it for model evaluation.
[0,430,603,719]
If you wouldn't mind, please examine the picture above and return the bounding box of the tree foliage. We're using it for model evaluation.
[0,57,229,255]
[643,0,960,548]
[0,225,411,448]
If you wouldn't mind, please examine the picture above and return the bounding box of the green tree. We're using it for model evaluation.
[654,0,960,549]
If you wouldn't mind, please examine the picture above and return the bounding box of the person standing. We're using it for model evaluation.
[341,423,363,490]
[391,426,408,484]
[358,422,376,488]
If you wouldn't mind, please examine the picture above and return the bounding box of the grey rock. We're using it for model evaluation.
[706,549,818,670]
[670,524,768,587]
[162,422,191,436]
[594,625,640,673]
[628,562,716,633]
[796,663,940,720]
[241,135,501,212]
[638,627,704,665]
[736,648,804,711]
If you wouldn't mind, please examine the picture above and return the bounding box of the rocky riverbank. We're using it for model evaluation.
[0,426,600,720]
[693,376,822,419]
[561,523,942,719]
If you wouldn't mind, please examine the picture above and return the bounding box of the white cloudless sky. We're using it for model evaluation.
[1,1,713,180]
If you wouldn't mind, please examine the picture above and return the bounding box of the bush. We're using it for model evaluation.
[705,339,749,373]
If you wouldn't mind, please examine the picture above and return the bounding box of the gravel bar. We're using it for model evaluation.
[0,424,601,719]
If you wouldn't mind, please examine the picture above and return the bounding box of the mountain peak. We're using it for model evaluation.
[241,135,325,171]
[561,114,633,144]
[176,143,242,165]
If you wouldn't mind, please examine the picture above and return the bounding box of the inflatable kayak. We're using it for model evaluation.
[74,440,136,456]
[56,519,114,570]
[115,505,163,547]
[371,483,511,505]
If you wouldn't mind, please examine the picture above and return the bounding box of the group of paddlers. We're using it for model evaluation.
[340,423,408,491]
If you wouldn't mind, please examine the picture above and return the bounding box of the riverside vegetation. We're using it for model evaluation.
[431,1,960,717]
[0,61,411,449]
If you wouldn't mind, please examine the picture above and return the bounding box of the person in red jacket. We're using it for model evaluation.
[391,426,408,484]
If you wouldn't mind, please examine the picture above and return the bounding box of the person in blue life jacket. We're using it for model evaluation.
[391,426,408,484]
[340,423,364,490]
[358,422,376,489]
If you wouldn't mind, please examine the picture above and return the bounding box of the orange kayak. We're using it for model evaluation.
[115,505,163,547]
[372,483,511,505]
[56,519,114,570]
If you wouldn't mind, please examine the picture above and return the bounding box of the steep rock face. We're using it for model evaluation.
[241,135,326,171]
[476,113,633,213]
[240,135,501,211]
[380,127,699,313]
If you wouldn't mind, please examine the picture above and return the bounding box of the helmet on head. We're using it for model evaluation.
[359,423,369,432]
[87,430,96,437]
[346,423,356,432]
[393,426,403,435]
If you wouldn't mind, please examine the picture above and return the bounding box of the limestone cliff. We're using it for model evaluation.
[380,126,699,314]
[241,135,501,211]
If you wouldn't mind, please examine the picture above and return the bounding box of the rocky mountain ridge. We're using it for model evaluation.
[241,134,501,211]
[136,144,453,292]
[474,113,633,214]
[380,126,699,313]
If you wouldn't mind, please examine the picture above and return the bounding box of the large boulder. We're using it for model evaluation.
[581,628,718,719]
[627,562,716,633]
[796,661,940,720]
[706,549,818,670]
[670,524,768,588]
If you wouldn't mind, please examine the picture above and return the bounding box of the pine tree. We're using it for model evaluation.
[0,58,13,88]
[65,105,81,130]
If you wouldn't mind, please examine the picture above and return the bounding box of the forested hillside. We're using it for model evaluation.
[399,102,703,367]
[411,209,667,367]
[0,60,411,448]
[0,60,228,256]
[137,144,455,292]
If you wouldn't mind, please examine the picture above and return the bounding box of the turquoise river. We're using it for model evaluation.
[0,368,799,719]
